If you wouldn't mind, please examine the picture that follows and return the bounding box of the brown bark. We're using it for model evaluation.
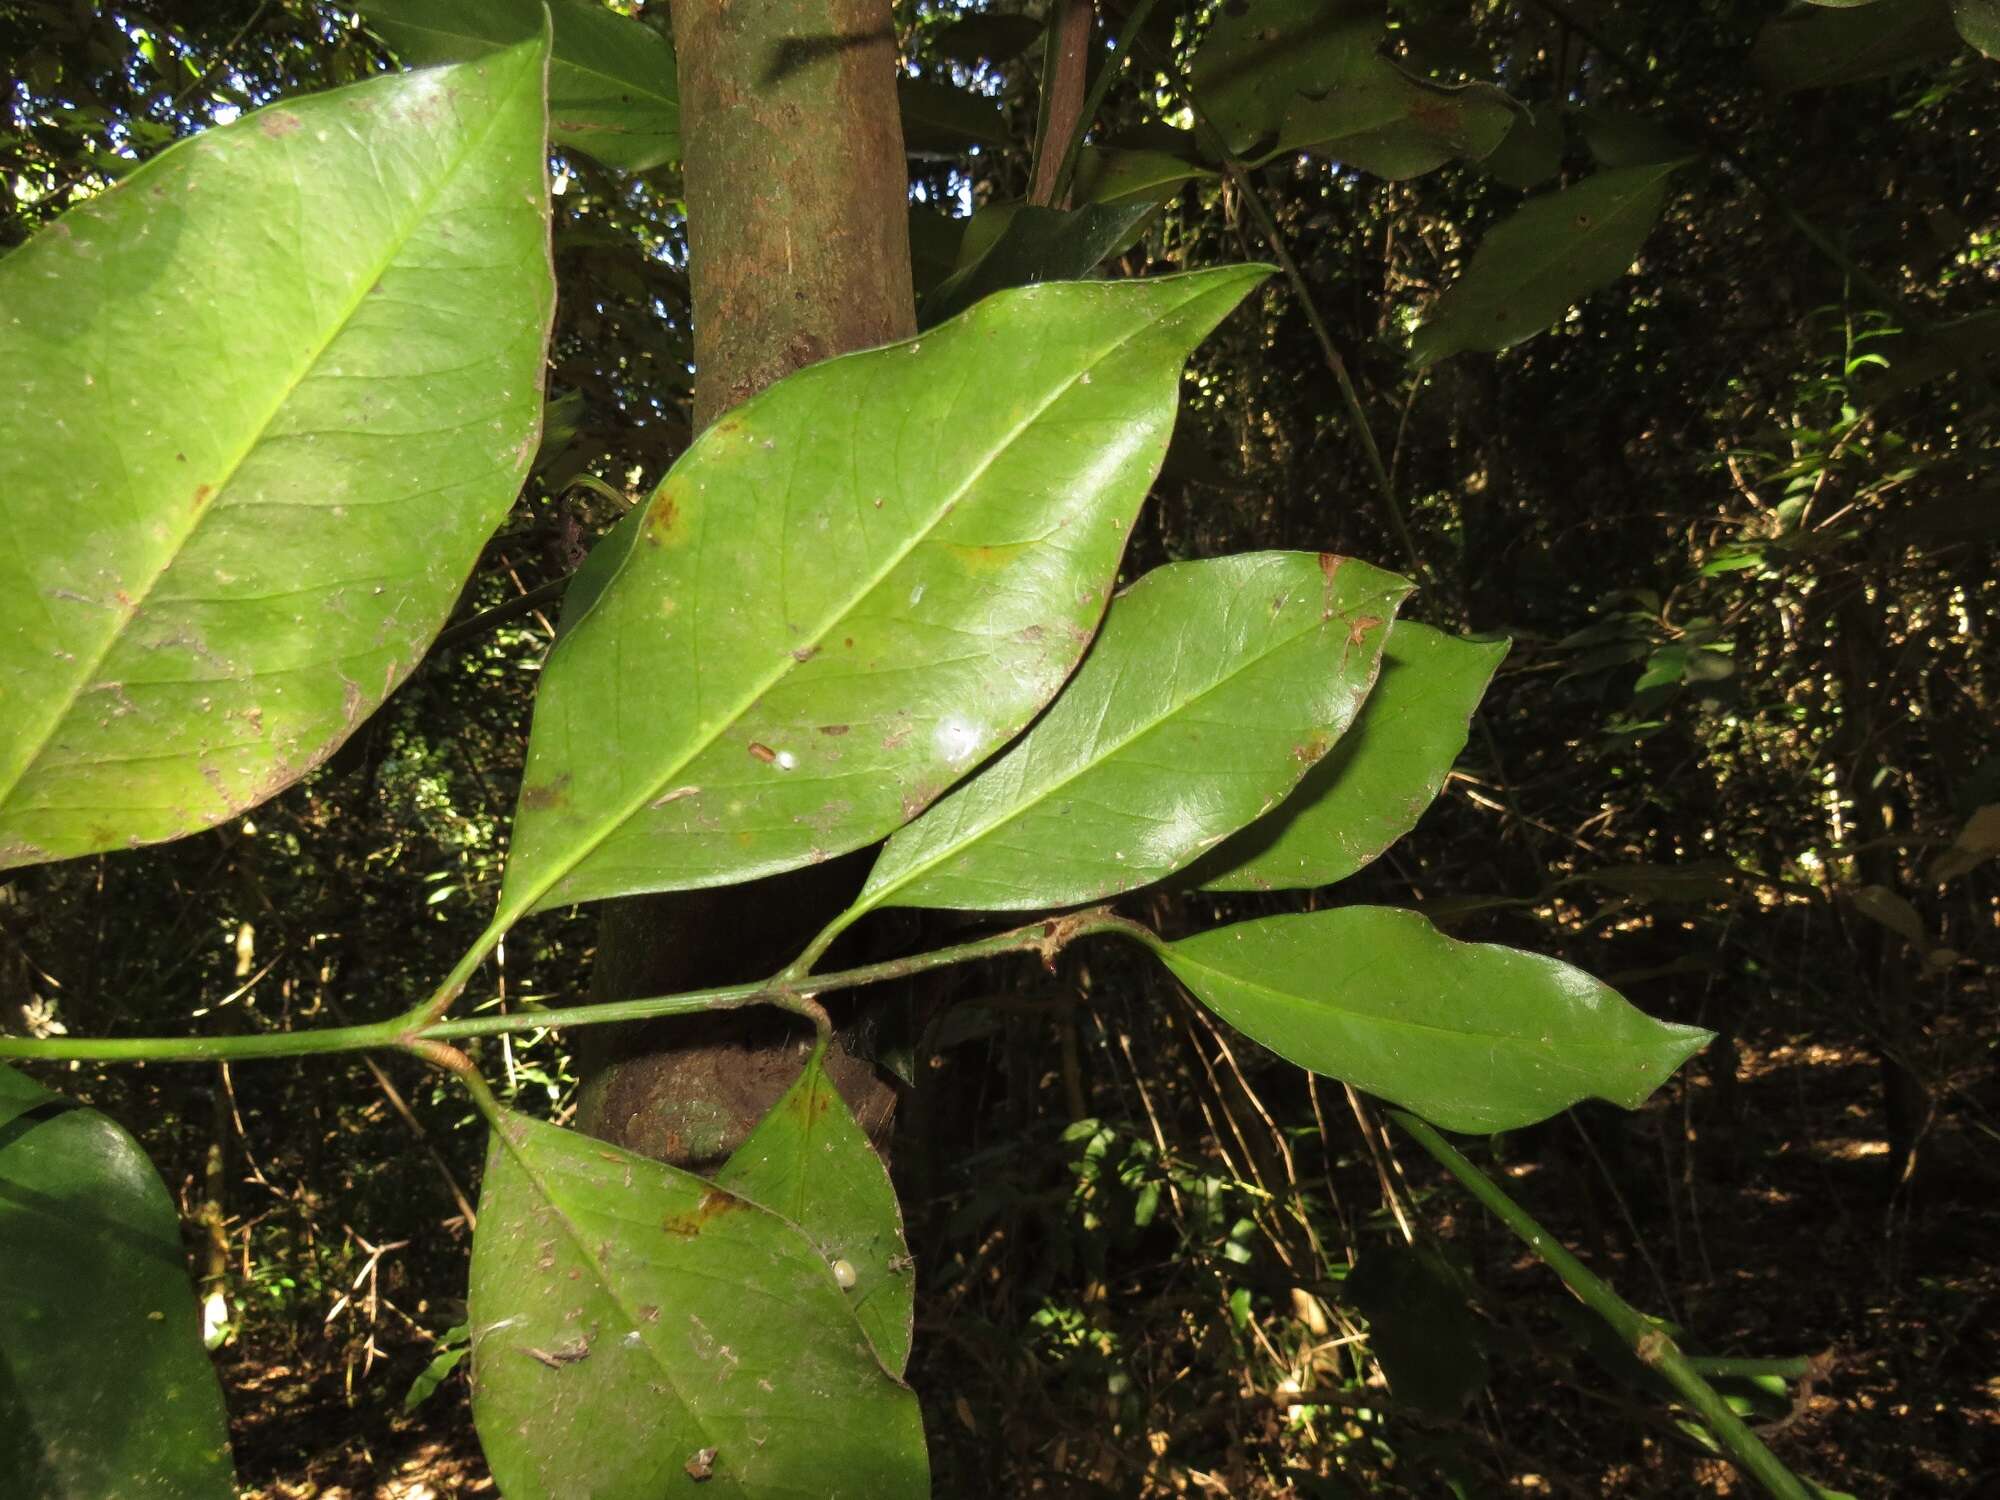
[576,0,915,1170]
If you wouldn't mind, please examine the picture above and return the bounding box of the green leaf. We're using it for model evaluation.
[1930,803,2000,882]
[1752,0,1963,91]
[899,77,1010,154]
[1346,1242,1488,1415]
[1480,105,1564,189]
[1409,160,1685,366]
[714,1055,913,1377]
[403,1323,470,1412]
[357,0,681,172]
[1071,147,1215,205]
[1191,0,1515,177]
[856,553,1409,913]
[500,267,1268,917]
[921,199,1162,327]
[1196,621,1505,892]
[1956,0,2000,57]
[469,1109,927,1498]
[1157,907,1711,1133]
[0,1065,234,1496]
[0,44,554,871]
[1573,860,1742,905]
[1575,107,1688,168]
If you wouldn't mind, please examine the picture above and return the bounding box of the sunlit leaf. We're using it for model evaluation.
[1197,622,1504,892]
[1157,907,1711,1133]
[500,268,1267,917]
[0,43,553,871]
[715,1054,913,1376]
[358,0,681,172]
[469,1109,927,1498]
[1192,0,1515,177]
[922,199,1162,326]
[1751,0,1963,91]
[1409,160,1686,366]
[0,1065,234,1496]
[858,553,1408,912]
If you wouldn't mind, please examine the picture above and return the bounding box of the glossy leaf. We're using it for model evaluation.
[1751,0,1962,91]
[469,1109,927,1498]
[0,1065,234,1496]
[1191,0,1515,177]
[1197,621,1505,892]
[501,268,1267,917]
[0,44,553,871]
[858,553,1410,913]
[358,0,681,172]
[921,199,1162,327]
[715,1055,913,1377]
[1158,907,1712,1133]
[1409,161,1685,367]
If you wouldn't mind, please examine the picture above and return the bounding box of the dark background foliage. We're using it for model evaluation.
[3,0,1995,1493]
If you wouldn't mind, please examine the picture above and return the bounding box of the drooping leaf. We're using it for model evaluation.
[1346,1242,1489,1415]
[469,1109,927,1498]
[1409,160,1686,366]
[1071,147,1215,205]
[899,77,1010,154]
[857,553,1409,913]
[1157,907,1711,1133]
[1848,884,1928,952]
[1956,0,2000,56]
[1930,803,2000,882]
[714,1054,913,1377]
[1197,622,1504,892]
[1751,0,1963,91]
[1480,105,1564,189]
[500,268,1268,918]
[357,0,681,172]
[1191,0,1515,177]
[0,43,554,872]
[0,1065,234,1496]
[921,199,1162,326]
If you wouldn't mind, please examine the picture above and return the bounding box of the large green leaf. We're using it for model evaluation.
[921,199,1162,327]
[715,1054,913,1377]
[1751,0,1962,91]
[1196,621,1505,892]
[358,0,681,172]
[1409,160,1685,366]
[0,1065,234,1496]
[469,1109,927,1498]
[856,553,1409,913]
[1191,0,1515,178]
[0,44,553,871]
[500,268,1267,917]
[1157,907,1711,1133]
[899,78,1010,154]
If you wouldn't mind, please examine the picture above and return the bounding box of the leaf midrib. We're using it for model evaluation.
[869,567,1398,906]
[0,53,538,819]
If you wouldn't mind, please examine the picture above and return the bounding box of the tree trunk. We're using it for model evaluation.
[575,0,915,1170]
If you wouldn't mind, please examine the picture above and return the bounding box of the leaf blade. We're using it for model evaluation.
[501,268,1269,916]
[469,1110,927,1498]
[715,1056,914,1377]
[1197,621,1505,892]
[0,1065,235,1496]
[1159,907,1711,1133]
[0,44,554,869]
[861,553,1410,913]
[1409,161,1685,366]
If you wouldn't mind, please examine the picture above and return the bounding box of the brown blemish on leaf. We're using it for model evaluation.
[1318,552,1342,582]
[521,774,572,810]
[520,1336,591,1369]
[817,724,849,737]
[746,742,777,764]
[259,111,302,139]
[1293,731,1334,763]
[643,490,683,546]
[191,483,213,511]
[791,643,821,662]
[661,1188,745,1239]
[650,785,699,809]
[1347,615,1383,647]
